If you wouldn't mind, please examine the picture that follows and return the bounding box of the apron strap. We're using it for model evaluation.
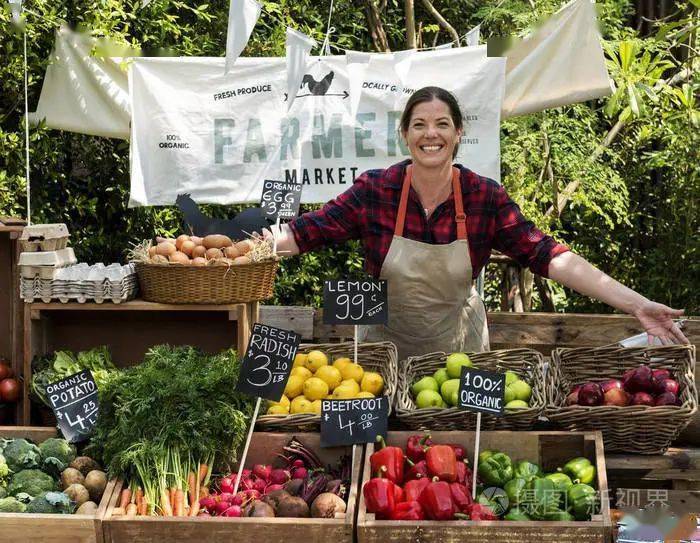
[395,164,468,240]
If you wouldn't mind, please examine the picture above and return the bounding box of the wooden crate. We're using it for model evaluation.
[356,431,612,543]
[0,426,116,543]
[23,300,258,424]
[102,432,361,543]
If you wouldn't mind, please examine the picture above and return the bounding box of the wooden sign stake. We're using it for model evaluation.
[232,396,262,497]
[354,325,358,364]
[472,412,481,500]
[272,217,280,255]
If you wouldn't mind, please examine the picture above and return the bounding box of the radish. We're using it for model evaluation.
[219,492,235,503]
[270,469,291,485]
[214,499,231,515]
[253,478,267,493]
[264,484,285,494]
[291,467,308,480]
[199,496,217,510]
[220,476,235,494]
[291,459,305,468]
[222,505,242,517]
[253,464,272,481]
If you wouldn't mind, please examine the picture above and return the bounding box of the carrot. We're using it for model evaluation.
[187,472,198,516]
[160,489,173,517]
[135,488,145,516]
[126,503,138,518]
[169,487,177,510]
[119,487,132,509]
[198,464,208,484]
[174,489,186,516]
[199,486,209,499]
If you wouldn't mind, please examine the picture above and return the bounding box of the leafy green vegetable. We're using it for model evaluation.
[8,469,55,498]
[3,440,41,473]
[0,496,27,513]
[39,439,77,476]
[26,491,74,514]
[0,454,10,486]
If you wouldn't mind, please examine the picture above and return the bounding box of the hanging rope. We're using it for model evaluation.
[320,0,335,55]
[24,29,31,225]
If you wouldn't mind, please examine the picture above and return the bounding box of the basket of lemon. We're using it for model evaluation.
[256,341,398,431]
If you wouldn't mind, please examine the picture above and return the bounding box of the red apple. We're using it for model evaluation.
[654,392,679,406]
[566,390,580,406]
[652,369,671,382]
[603,388,631,407]
[0,361,12,381]
[622,368,636,383]
[632,392,655,406]
[578,383,604,406]
[600,379,623,393]
[624,366,654,394]
[0,378,20,403]
[656,379,680,396]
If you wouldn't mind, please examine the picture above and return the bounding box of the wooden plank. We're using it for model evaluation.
[0,425,56,441]
[606,448,700,471]
[614,488,700,514]
[259,305,314,339]
[29,301,247,313]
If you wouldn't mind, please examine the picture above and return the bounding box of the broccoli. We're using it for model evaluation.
[3,439,40,473]
[0,453,9,486]
[0,496,27,513]
[39,438,76,475]
[8,469,55,498]
[0,486,6,499]
[26,491,73,514]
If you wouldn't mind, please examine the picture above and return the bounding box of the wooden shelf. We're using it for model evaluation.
[28,300,249,312]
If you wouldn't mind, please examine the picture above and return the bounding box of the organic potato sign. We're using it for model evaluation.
[236,323,301,401]
[320,396,389,447]
[323,279,388,325]
[45,369,99,443]
[260,179,302,220]
[458,367,506,416]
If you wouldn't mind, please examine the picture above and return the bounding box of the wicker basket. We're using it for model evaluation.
[135,259,278,304]
[396,348,546,431]
[546,344,698,454]
[256,341,398,431]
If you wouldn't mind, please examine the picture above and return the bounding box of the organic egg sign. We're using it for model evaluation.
[260,180,302,220]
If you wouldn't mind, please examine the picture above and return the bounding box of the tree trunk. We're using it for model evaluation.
[404,0,417,49]
[534,275,556,312]
[420,0,460,45]
[361,0,391,52]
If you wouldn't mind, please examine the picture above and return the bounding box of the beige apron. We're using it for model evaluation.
[363,164,490,361]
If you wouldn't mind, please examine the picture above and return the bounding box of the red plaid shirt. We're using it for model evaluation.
[289,160,569,280]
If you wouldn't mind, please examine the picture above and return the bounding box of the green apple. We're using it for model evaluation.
[440,379,461,406]
[416,389,444,409]
[509,380,532,402]
[433,368,449,388]
[504,385,516,404]
[411,376,439,397]
[505,371,519,386]
[446,352,473,379]
[505,399,529,409]
[438,399,449,408]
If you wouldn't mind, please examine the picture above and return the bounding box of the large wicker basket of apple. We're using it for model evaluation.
[546,344,697,454]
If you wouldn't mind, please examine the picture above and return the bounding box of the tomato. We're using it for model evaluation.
[0,378,20,403]
[0,361,13,381]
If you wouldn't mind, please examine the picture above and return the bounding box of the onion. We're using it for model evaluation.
[206,248,223,260]
[175,234,190,250]
[181,240,196,257]
[192,245,207,258]
[169,251,190,265]
[156,242,177,256]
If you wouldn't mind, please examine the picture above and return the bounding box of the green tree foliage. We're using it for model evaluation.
[0,0,697,311]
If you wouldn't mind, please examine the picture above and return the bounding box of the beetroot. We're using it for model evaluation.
[220,476,235,494]
[291,467,308,480]
[265,484,285,494]
[270,469,291,485]
[632,392,655,406]
[656,379,680,396]
[214,499,231,515]
[199,495,217,510]
[655,392,678,406]
[253,478,267,493]
[578,383,603,406]
[222,505,242,517]
[284,478,304,496]
[600,379,623,393]
[624,365,654,394]
[253,464,272,482]
[603,388,631,407]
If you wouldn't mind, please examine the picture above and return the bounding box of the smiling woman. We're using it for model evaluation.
[266,86,688,361]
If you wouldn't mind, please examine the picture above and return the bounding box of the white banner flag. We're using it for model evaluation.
[285,28,317,109]
[225,0,262,74]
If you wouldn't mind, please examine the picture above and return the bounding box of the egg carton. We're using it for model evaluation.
[19,248,77,278]
[19,223,70,252]
[20,266,138,304]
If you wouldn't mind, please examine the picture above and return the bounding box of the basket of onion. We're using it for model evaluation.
[129,234,279,304]
[546,344,697,454]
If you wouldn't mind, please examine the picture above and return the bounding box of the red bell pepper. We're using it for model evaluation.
[459,503,499,521]
[390,501,425,521]
[394,483,404,504]
[405,459,429,481]
[418,480,455,520]
[449,482,473,511]
[370,437,405,484]
[403,478,430,503]
[456,461,474,489]
[426,445,457,482]
[363,478,396,517]
[406,434,432,463]
[447,444,466,461]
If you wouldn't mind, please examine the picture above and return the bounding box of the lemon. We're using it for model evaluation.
[290,396,314,414]
[325,394,334,399]
[356,391,375,398]
[340,379,360,395]
[284,375,304,399]
[332,357,352,371]
[293,353,308,367]
[341,363,364,384]
[315,366,343,391]
[311,399,323,414]
[266,404,289,415]
[291,366,312,381]
[303,377,329,401]
[269,394,291,410]
[306,350,329,372]
[361,372,384,396]
[332,385,356,399]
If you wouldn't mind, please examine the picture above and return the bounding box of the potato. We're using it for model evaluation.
[61,467,85,489]
[175,234,190,250]
[169,251,190,265]
[203,234,233,249]
[190,236,204,246]
[223,246,240,259]
[76,501,98,515]
[156,236,176,244]
[156,242,177,256]
[234,239,255,255]
[151,255,169,264]
[233,256,251,266]
[205,248,223,260]
[181,240,196,257]
[191,257,207,266]
[65,483,90,506]
[148,246,157,257]
[84,470,107,503]
[192,245,207,258]
[70,456,101,476]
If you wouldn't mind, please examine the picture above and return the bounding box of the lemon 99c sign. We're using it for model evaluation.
[323,279,388,325]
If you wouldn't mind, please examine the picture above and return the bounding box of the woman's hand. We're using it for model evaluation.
[257,223,300,257]
[633,301,688,345]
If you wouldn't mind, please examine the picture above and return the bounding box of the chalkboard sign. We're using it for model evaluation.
[323,279,388,325]
[236,323,301,401]
[45,370,99,443]
[320,396,389,447]
[260,180,303,220]
[458,367,506,416]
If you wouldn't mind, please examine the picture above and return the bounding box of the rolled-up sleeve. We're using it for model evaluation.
[492,184,569,278]
[288,174,368,254]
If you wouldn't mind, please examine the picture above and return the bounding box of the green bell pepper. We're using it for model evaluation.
[562,457,596,485]
[513,460,543,482]
[477,487,509,517]
[522,478,561,520]
[544,472,573,506]
[542,510,575,521]
[504,478,527,506]
[567,483,597,520]
[504,507,531,521]
[478,452,514,486]
[479,449,495,463]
